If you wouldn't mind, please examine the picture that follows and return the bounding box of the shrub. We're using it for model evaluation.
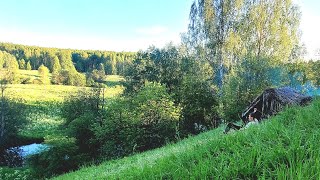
[0,95,27,161]
[93,82,181,159]
[52,70,86,86]
[61,88,101,125]
[68,113,99,158]
[0,167,32,180]
[178,75,220,135]
[28,136,81,178]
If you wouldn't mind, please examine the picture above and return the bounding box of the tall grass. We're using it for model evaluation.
[6,84,123,103]
[54,98,320,179]
[4,75,124,139]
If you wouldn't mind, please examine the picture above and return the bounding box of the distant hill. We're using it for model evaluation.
[54,98,320,179]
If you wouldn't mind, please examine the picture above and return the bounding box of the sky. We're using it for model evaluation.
[297,0,320,59]
[0,0,319,58]
[0,0,193,51]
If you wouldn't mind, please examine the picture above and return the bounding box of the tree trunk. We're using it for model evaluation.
[0,87,5,144]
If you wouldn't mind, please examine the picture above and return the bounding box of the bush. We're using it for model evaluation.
[221,57,288,121]
[0,167,32,180]
[178,75,220,135]
[68,113,99,158]
[92,82,181,158]
[28,136,81,178]
[0,96,27,152]
[61,88,101,125]
[133,82,181,150]
[61,87,103,161]
[52,70,86,86]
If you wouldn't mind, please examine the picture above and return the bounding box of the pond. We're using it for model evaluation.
[3,143,49,167]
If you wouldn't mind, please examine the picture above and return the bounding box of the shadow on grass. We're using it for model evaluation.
[103,80,125,87]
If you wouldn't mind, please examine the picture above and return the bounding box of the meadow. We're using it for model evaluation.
[4,72,124,139]
[0,71,125,180]
[7,72,124,102]
[53,98,320,179]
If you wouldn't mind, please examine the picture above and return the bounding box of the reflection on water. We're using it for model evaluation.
[18,143,49,157]
[3,143,49,167]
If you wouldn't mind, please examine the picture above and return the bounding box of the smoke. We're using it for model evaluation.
[291,81,320,96]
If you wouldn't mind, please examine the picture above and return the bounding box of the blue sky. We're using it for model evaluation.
[0,0,193,51]
[0,0,319,58]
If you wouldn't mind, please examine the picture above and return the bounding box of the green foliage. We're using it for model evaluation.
[52,69,86,86]
[287,60,320,86]
[0,96,27,148]
[133,82,181,150]
[68,113,98,158]
[124,55,157,93]
[0,42,135,78]
[87,68,105,84]
[0,50,20,83]
[125,45,222,134]
[222,57,288,121]
[179,75,219,134]
[0,85,27,165]
[62,88,101,125]
[28,136,81,178]
[18,59,26,69]
[38,64,50,84]
[26,61,32,70]
[125,45,184,93]
[52,56,61,74]
[93,82,181,158]
[54,99,320,180]
[186,0,301,88]
[0,167,32,180]
[61,87,103,160]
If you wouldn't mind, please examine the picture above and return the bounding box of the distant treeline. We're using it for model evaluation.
[0,42,136,76]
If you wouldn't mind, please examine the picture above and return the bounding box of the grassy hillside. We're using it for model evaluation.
[54,98,320,179]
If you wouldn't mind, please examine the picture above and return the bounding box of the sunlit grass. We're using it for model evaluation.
[5,81,124,103]
[6,84,81,102]
[105,75,125,82]
[3,74,125,139]
[19,69,41,77]
[54,98,320,180]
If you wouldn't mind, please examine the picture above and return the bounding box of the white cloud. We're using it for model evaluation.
[135,26,168,36]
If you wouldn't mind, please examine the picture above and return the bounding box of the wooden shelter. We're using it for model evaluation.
[241,87,312,123]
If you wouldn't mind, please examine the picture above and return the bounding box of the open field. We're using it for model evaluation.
[3,74,125,139]
[4,75,124,103]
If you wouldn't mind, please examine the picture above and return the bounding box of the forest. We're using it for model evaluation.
[1,0,320,179]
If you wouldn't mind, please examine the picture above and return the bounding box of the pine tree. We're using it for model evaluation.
[26,61,32,70]
[52,56,61,73]
[38,64,50,84]
[18,59,26,69]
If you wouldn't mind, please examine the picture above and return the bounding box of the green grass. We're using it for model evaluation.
[6,83,123,103]
[104,75,125,87]
[54,98,320,180]
[0,167,31,180]
[3,73,125,139]
[3,70,124,103]
[19,69,41,77]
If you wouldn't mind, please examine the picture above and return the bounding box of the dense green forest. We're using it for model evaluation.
[1,0,320,179]
[0,42,135,86]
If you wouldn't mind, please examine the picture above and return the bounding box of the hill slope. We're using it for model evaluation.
[54,98,320,179]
